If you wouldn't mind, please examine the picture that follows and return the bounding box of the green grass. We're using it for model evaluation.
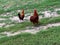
[40,16,60,25]
[0,0,60,44]
[0,16,60,32]
[0,21,32,32]
[0,19,12,23]
[0,26,60,45]
[57,10,60,14]
[0,0,60,14]
[0,16,10,18]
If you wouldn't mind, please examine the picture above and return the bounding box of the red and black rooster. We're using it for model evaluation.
[18,9,24,20]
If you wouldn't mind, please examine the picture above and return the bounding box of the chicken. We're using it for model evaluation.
[30,9,39,25]
[18,9,24,20]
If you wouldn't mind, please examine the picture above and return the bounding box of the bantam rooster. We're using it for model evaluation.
[18,9,24,20]
[30,9,39,25]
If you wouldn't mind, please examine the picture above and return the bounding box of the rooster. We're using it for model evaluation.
[18,9,24,20]
[30,9,39,25]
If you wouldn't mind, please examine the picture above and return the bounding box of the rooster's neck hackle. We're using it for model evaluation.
[21,9,24,16]
[34,9,38,16]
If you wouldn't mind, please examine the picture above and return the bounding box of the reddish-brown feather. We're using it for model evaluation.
[30,9,39,24]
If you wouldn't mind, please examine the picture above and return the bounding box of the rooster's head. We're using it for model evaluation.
[34,8,38,16]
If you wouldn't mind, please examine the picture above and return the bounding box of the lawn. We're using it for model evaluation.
[0,16,60,32]
[0,26,60,45]
[0,0,60,45]
[0,0,60,14]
